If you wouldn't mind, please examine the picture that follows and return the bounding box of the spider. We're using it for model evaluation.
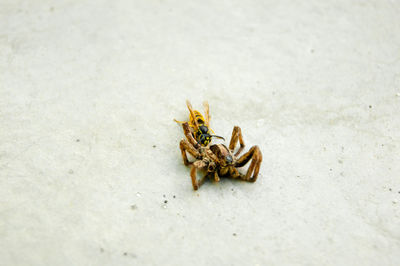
[179,126,262,190]
[174,100,224,147]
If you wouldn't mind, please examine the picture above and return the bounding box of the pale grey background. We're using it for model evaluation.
[1,0,400,265]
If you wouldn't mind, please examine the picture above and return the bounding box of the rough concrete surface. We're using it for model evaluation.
[1,0,400,265]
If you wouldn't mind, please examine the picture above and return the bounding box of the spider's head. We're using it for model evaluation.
[196,125,225,146]
[210,144,234,166]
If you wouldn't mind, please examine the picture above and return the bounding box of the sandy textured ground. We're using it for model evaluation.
[1,0,400,265]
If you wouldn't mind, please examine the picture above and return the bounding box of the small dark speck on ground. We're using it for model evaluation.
[131,205,137,210]
[338,160,343,164]
[122,252,137,258]
[233,233,237,236]
[163,194,166,198]
[389,188,392,191]
[153,145,156,148]
[164,200,168,204]
[100,248,104,253]
[329,168,332,171]
[173,195,176,198]
[76,139,80,142]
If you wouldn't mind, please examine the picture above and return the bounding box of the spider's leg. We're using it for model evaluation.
[205,148,223,165]
[199,172,209,187]
[235,145,262,182]
[213,171,220,182]
[180,139,201,166]
[182,122,200,149]
[203,101,210,127]
[229,126,245,157]
[190,164,208,190]
[229,166,241,179]
[190,164,199,190]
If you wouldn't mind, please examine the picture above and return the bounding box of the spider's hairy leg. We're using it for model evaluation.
[180,139,201,166]
[229,166,241,179]
[229,126,245,157]
[182,122,200,148]
[203,101,210,127]
[190,164,208,190]
[213,171,220,182]
[235,145,262,182]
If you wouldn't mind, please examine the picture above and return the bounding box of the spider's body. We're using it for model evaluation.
[209,144,232,166]
[174,100,223,147]
[179,126,262,190]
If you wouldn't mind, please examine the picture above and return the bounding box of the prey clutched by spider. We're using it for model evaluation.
[175,101,262,190]
[174,100,225,147]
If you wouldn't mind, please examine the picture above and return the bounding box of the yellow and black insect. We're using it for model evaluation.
[174,100,224,146]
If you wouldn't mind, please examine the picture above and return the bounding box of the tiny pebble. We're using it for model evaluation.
[164,200,168,204]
